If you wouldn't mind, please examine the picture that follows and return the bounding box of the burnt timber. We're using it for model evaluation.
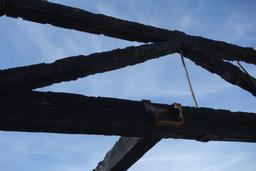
[1,0,256,96]
[0,90,256,143]
[0,41,181,89]
[0,1,255,170]
[2,0,256,64]
[93,137,160,171]
[1,41,255,96]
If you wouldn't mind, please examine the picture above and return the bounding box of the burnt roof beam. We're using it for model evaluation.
[2,0,256,64]
[1,41,255,96]
[1,89,256,143]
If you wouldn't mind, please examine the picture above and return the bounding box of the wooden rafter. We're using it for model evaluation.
[1,0,256,96]
[93,137,160,171]
[1,89,255,142]
[0,1,255,170]
[2,0,255,64]
[0,41,180,89]
[0,41,255,96]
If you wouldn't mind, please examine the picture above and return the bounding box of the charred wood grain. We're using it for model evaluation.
[0,41,181,89]
[0,89,256,143]
[1,1,255,170]
[183,49,256,96]
[93,137,160,171]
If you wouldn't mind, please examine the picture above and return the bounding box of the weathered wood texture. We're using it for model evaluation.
[1,90,256,142]
[1,42,255,95]
[2,0,256,96]
[3,0,256,64]
[188,57,256,96]
[93,137,160,171]
[0,41,180,89]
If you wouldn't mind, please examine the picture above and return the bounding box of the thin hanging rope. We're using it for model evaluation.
[237,61,256,88]
[179,51,199,108]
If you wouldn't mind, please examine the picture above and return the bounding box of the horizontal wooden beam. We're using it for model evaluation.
[3,0,256,64]
[1,89,256,143]
[93,137,160,171]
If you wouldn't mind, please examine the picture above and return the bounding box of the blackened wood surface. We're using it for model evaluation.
[0,41,255,95]
[3,0,256,64]
[0,41,180,89]
[2,0,256,96]
[187,57,256,96]
[93,137,160,171]
[0,90,256,143]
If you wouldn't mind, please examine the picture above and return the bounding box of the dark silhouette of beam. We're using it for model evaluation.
[1,1,255,170]
[93,137,160,171]
[0,41,180,89]
[2,0,256,64]
[1,0,255,96]
[1,41,255,96]
[1,89,256,143]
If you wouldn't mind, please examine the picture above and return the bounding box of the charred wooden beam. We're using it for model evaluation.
[93,137,160,171]
[187,57,256,96]
[1,89,256,143]
[1,41,255,96]
[2,0,255,96]
[0,41,181,89]
[2,0,256,64]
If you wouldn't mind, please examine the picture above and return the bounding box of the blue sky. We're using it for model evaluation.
[0,0,256,170]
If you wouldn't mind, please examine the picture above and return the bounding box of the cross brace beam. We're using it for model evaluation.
[93,137,160,171]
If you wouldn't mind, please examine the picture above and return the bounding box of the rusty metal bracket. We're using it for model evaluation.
[142,100,184,127]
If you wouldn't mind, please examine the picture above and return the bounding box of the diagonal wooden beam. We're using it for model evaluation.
[2,0,256,64]
[1,41,255,96]
[187,57,256,96]
[1,1,255,170]
[1,89,256,143]
[0,41,181,89]
[93,137,160,171]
